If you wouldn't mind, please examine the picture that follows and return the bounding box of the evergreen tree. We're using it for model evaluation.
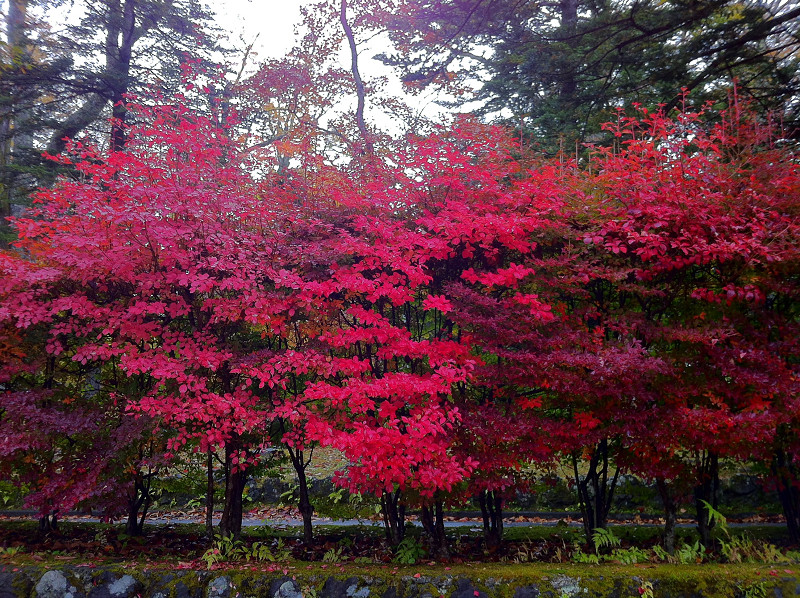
[381,0,800,149]
[0,0,224,244]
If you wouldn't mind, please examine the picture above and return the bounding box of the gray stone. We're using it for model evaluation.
[346,583,370,598]
[88,574,139,598]
[550,575,583,598]
[207,577,232,598]
[513,586,540,598]
[88,585,111,598]
[451,579,487,598]
[36,571,80,598]
[37,571,68,598]
[0,571,31,598]
[109,575,138,598]
[270,579,302,598]
[431,578,453,597]
[322,577,361,598]
[175,581,199,598]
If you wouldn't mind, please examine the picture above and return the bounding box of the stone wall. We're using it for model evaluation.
[1,565,798,598]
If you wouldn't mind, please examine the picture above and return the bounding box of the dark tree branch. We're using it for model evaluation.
[340,0,373,154]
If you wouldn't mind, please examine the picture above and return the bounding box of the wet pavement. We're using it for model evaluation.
[0,508,785,530]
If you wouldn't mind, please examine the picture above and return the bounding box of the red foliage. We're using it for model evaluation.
[1,86,799,542]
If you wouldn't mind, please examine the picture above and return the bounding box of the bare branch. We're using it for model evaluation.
[340,0,373,154]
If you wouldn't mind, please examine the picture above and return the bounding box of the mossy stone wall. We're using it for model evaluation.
[1,564,798,598]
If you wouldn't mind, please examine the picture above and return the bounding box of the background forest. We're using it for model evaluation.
[1,0,799,562]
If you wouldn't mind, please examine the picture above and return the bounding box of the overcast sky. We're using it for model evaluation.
[0,0,453,130]
[210,0,454,129]
[211,0,309,60]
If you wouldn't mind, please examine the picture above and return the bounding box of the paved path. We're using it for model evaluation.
[150,518,785,530]
[1,510,785,530]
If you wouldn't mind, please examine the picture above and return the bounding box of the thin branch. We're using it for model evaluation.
[340,0,373,154]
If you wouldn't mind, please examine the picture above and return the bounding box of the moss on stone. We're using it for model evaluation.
[2,561,799,598]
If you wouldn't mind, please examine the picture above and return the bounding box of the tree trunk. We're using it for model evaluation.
[104,0,156,152]
[288,446,314,544]
[340,0,373,155]
[772,447,800,544]
[1,0,32,246]
[219,441,247,540]
[38,507,58,535]
[125,485,144,536]
[420,500,449,560]
[46,0,172,157]
[558,0,578,100]
[125,470,154,536]
[478,489,504,550]
[107,0,136,152]
[0,112,10,241]
[380,488,405,546]
[205,449,215,538]
[656,477,678,554]
[7,0,28,55]
[693,450,719,548]
[125,504,142,536]
[572,437,622,543]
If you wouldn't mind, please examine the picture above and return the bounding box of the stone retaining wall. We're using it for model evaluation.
[1,565,798,598]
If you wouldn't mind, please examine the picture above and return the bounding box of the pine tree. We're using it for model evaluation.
[380,0,800,149]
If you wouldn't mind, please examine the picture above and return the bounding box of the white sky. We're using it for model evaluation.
[211,0,309,60]
[209,0,454,129]
[0,0,454,131]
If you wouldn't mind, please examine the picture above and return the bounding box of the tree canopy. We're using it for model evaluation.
[1,0,799,556]
[380,0,800,148]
